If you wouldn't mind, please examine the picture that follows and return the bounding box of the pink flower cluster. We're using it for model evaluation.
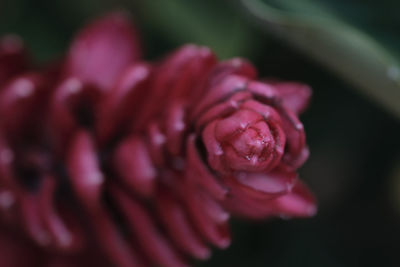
[0,12,316,267]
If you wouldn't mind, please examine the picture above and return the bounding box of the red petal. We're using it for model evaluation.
[38,175,83,251]
[271,179,317,218]
[188,57,256,113]
[96,63,151,144]
[214,109,264,140]
[197,191,229,223]
[146,122,167,167]
[241,99,286,169]
[164,101,186,156]
[113,136,156,197]
[0,74,48,140]
[190,75,248,121]
[246,80,277,102]
[66,130,104,209]
[220,170,298,219]
[241,99,282,125]
[135,45,216,130]
[201,120,226,174]
[111,185,188,267]
[0,135,23,196]
[269,81,312,114]
[155,190,211,260]
[0,35,29,87]
[49,78,101,154]
[65,12,141,90]
[224,170,296,200]
[20,194,52,247]
[48,78,82,154]
[0,187,18,223]
[85,204,144,267]
[164,46,217,102]
[199,58,257,93]
[277,106,307,170]
[195,91,252,131]
[185,134,228,200]
[0,229,42,267]
[179,183,231,249]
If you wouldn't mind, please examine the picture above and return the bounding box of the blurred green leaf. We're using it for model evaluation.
[390,158,400,212]
[136,0,258,59]
[239,0,400,119]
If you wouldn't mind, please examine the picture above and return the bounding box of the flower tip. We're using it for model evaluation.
[197,247,212,260]
[0,35,24,54]
[307,204,318,217]
[219,238,231,249]
[271,81,312,114]
[65,9,141,89]
[96,9,135,29]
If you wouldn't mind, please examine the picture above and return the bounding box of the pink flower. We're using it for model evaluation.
[0,11,316,267]
[187,64,314,219]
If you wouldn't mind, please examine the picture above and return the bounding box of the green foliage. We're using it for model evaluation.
[136,0,259,59]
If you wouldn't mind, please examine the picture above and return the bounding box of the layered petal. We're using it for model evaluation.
[220,170,298,219]
[113,135,157,197]
[0,74,49,141]
[134,45,217,130]
[64,12,141,90]
[96,63,151,144]
[270,179,317,218]
[269,81,312,114]
[66,130,104,209]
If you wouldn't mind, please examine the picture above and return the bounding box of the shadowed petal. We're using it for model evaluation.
[66,130,104,209]
[111,184,188,267]
[96,63,151,144]
[155,190,211,260]
[0,35,29,87]
[271,179,317,218]
[113,135,157,197]
[185,135,228,200]
[135,45,217,130]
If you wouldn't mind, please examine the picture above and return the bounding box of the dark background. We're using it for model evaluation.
[1,0,400,266]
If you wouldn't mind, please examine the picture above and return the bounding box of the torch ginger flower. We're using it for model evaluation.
[0,11,316,267]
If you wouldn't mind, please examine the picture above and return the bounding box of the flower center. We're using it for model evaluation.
[229,125,271,162]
